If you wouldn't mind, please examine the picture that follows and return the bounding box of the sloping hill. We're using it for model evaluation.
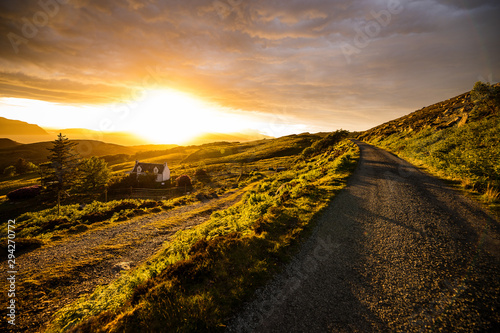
[358,90,473,141]
[0,117,53,143]
[0,138,21,149]
[359,82,499,202]
[182,133,319,164]
[0,117,49,136]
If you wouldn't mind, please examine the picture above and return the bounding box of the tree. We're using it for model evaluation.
[175,175,192,187]
[75,156,111,194]
[14,158,37,174]
[470,81,500,119]
[41,133,80,194]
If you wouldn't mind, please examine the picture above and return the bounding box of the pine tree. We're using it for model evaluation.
[41,133,80,198]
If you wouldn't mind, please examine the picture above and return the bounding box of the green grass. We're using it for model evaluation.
[46,140,359,332]
[366,116,500,209]
[1,196,195,242]
[0,172,39,196]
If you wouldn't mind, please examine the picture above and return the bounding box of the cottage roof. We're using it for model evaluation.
[131,162,166,174]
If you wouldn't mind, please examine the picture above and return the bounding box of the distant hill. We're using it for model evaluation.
[0,139,147,171]
[0,117,52,143]
[182,132,319,164]
[0,117,49,136]
[0,117,158,146]
[0,138,22,149]
[45,128,151,146]
[184,130,273,145]
[130,144,178,151]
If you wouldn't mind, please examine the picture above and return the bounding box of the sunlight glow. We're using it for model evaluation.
[131,89,225,144]
[0,89,308,145]
[127,88,302,144]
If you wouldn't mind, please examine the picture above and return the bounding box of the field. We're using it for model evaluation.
[0,131,359,332]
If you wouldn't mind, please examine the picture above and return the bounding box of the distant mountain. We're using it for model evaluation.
[0,117,155,146]
[45,128,151,146]
[185,130,273,145]
[0,117,49,136]
[0,117,52,143]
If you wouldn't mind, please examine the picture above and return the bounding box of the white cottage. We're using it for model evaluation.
[130,161,170,182]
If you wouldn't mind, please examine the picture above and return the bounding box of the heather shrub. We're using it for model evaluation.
[7,185,42,201]
[194,168,211,184]
[176,175,192,187]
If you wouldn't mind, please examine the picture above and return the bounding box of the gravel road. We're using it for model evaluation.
[229,140,500,332]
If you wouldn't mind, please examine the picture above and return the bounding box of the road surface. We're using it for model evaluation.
[229,140,500,332]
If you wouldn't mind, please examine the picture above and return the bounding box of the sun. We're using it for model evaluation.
[130,89,220,144]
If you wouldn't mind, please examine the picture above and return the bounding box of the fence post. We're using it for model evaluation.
[57,190,60,216]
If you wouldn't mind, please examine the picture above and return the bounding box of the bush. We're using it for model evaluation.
[176,175,192,187]
[301,147,315,158]
[470,81,500,118]
[7,185,42,201]
[109,174,138,190]
[194,169,208,177]
[3,165,16,177]
[194,168,211,184]
[15,158,37,174]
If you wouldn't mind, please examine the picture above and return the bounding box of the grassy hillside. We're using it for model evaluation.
[46,138,359,332]
[182,133,318,164]
[359,82,499,209]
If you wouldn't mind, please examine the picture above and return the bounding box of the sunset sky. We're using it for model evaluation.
[0,0,499,144]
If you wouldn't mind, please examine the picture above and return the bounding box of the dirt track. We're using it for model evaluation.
[229,140,500,332]
[0,189,245,333]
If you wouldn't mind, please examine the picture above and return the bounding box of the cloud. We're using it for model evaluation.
[0,0,499,132]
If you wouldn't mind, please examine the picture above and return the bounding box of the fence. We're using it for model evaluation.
[107,187,190,201]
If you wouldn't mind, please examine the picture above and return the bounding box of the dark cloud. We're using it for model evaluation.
[0,0,499,131]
